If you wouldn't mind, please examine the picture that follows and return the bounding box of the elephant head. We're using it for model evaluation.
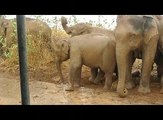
[53,39,70,83]
[61,16,114,38]
[61,16,95,36]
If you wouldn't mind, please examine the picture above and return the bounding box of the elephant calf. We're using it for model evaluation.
[62,33,116,91]
[52,39,106,85]
[52,39,70,83]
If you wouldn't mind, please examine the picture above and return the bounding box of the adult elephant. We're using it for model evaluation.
[0,16,52,48]
[115,15,159,97]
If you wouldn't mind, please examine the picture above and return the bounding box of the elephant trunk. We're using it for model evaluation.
[116,44,129,98]
[61,16,71,34]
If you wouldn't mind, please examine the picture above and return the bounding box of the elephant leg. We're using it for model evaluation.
[103,72,113,91]
[89,68,98,83]
[103,57,116,91]
[116,44,129,98]
[65,64,81,91]
[65,53,82,91]
[55,62,65,83]
[74,67,81,87]
[138,35,159,94]
[160,75,163,94]
[125,52,136,89]
[93,69,105,84]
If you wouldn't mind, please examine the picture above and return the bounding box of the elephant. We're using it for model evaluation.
[52,35,115,87]
[0,16,52,49]
[61,16,113,37]
[52,39,70,83]
[52,39,105,84]
[115,15,159,97]
[53,33,117,91]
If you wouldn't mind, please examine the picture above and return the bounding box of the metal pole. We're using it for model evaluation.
[16,15,30,105]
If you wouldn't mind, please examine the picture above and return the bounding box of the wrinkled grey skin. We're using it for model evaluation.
[115,15,159,97]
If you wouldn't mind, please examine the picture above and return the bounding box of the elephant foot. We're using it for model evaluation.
[160,88,163,94]
[65,86,74,91]
[111,80,118,91]
[125,80,135,89]
[138,85,151,94]
[103,85,109,91]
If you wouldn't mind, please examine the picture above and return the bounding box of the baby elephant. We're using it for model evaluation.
[52,39,103,84]
[52,39,70,83]
[63,33,116,91]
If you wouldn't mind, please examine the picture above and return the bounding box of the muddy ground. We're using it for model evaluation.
[0,59,162,105]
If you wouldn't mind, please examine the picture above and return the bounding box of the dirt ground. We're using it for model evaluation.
[0,59,163,105]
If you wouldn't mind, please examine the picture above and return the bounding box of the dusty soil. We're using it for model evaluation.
[0,59,163,105]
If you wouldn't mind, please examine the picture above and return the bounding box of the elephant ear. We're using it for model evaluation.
[143,15,159,44]
[60,40,70,55]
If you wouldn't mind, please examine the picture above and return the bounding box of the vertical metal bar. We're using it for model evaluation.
[16,15,30,105]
